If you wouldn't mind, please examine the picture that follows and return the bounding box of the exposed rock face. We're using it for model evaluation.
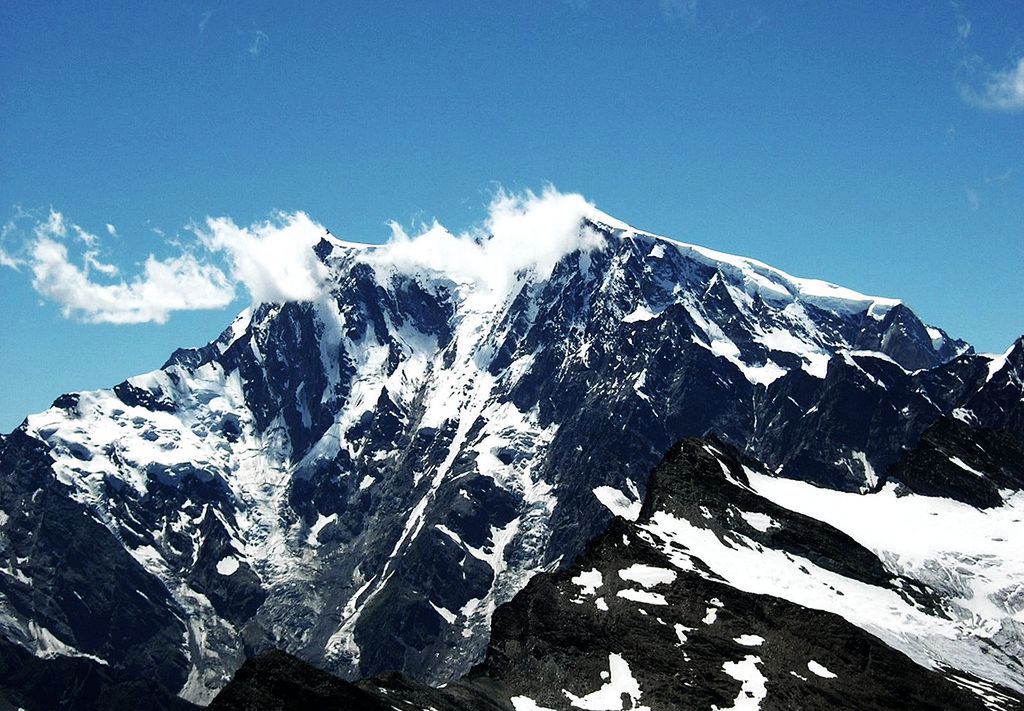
[0,204,1020,707]
[887,417,1024,509]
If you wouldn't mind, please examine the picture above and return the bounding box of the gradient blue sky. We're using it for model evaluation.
[1,0,1022,430]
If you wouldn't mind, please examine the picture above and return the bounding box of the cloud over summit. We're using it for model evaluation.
[195,211,328,303]
[1,188,612,325]
[373,187,606,294]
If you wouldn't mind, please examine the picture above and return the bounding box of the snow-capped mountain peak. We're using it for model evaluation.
[0,195,1017,708]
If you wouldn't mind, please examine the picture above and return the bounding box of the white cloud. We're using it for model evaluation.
[30,238,234,325]
[248,29,268,56]
[72,224,99,246]
[957,15,971,41]
[962,57,1024,111]
[4,187,611,326]
[659,0,697,22]
[5,211,233,324]
[6,209,332,324]
[105,223,117,237]
[196,211,329,303]
[0,214,25,270]
[369,187,606,295]
[0,248,18,270]
[83,250,120,277]
[43,209,67,238]
[965,185,980,211]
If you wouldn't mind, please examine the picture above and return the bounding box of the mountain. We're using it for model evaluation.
[1,196,1021,706]
[208,437,1024,711]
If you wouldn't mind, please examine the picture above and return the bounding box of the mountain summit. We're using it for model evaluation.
[0,192,1020,707]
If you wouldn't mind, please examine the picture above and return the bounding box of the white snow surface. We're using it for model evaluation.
[429,602,457,625]
[618,564,676,588]
[807,660,837,679]
[638,452,1024,694]
[593,486,642,521]
[510,697,556,711]
[562,653,652,711]
[737,510,778,533]
[616,589,668,606]
[714,655,768,711]
[622,305,658,323]
[215,556,239,576]
[985,342,1018,383]
[571,569,604,597]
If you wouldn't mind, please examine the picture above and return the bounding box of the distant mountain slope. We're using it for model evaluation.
[1,198,1020,705]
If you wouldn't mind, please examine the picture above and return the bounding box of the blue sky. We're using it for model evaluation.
[1,0,1022,430]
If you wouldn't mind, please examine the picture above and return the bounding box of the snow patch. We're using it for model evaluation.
[306,512,338,547]
[949,456,985,478]
[714,655,767,711]
[593,486,642,521]
[616,589,668,606]
[571,569,604,597]
[562,653,651,711]
[215,556,239,576]
[429,601,457,625]
[618,564,676,588]
[985,344,1016,383]
[738,511,778,533]
[511,697,557,711]
[807,660,837,679]
[623,305,658,323]
[674,623,694,645]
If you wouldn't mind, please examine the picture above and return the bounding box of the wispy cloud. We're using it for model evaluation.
[82,250,119,277]
[199,10,212,34]
[961,57,1024,111]
[193,212,328,303]
[371,187,605,294]
[950,4,1024,112]
[24,213,235,325]
[965,185,980,211]
[0,208,335,324]
[3,188,610,326]
[955,11,971,42]
[659,0,697,23]
[985,168,1014,185]
[0,211,233,324]
[564,0,700,24]
[956,16,971,41]
[0,212,27,270]
[248,28,268,56]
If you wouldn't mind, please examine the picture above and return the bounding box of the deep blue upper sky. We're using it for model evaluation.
[1,0,1022,429]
